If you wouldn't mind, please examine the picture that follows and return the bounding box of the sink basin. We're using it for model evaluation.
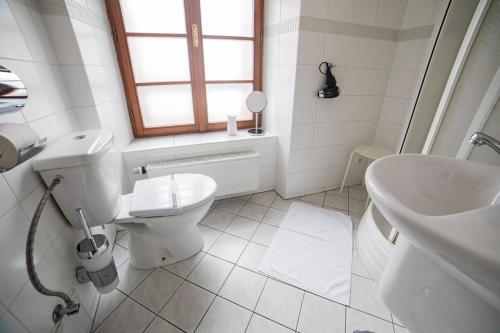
[365,153,500,333]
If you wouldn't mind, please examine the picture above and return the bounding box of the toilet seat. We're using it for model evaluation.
[129,173,217,218]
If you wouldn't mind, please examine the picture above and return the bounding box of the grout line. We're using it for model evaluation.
[295,291,306,331]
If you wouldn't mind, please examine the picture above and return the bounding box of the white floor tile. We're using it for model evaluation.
[250,191,278,206]
[350,275,392,321]
[271,195,297,211]
[345,308,394,333]
[196,297,251,333]
[255,279,304,329]
[200,210,235,231]
[251,223,278,246]
[116,261,153,294]
[160,282,215,333]
[208,233,248,263]
[225,216,260,240]
[246,314,294,333]
[324,193,348,210]
[162,251,205,278]
[144,316,182,333]
[349,198,366,214]
[95,298,154,333]
[217,198,246,215]
[116,233,129,249]
[198,225,222,252]
[112,245,129,268]
[237,242,268,273]
[349,187,368,201]
[187,254,234,293]
[299,192,325,205]
[297,293,345,333]
[131,269,183,313]
[352,250,371,279]
[238,202,270,221]
[262,208,286,227]
[92,289,127,329]
[219,266,267,310]
[326,188,348,198]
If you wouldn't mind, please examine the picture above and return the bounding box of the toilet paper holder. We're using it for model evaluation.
[18,136,47,163]
[0,136,47,172]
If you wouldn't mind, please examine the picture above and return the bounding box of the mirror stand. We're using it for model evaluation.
[248,112,265,136]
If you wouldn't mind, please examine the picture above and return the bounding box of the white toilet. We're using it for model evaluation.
[33,129,217,269]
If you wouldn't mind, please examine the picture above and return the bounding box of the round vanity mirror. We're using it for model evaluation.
[0,65,28,114]
[246,91,266,136]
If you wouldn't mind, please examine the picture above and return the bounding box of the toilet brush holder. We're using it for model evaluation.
[75,208,119,294]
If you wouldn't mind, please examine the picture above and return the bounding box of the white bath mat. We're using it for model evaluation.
[259,202,353,305]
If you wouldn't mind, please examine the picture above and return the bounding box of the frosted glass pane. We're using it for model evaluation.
[203,40,253,80]
[128,37,190,82]
[206,83,253,123]
[137,85,194,127]
[120,0,186,33]
[200,0,254,36]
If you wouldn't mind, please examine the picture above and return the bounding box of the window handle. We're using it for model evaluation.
[192,24,199,48]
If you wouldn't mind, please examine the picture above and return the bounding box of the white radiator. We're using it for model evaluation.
[143,152,260,197]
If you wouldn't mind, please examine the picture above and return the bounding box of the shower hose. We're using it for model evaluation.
[25,175,80,322]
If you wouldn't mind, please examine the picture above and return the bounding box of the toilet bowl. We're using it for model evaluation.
[114,175,216,269]
[32,129,217,269]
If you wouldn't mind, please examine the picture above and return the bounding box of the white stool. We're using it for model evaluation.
[340,145,392,206]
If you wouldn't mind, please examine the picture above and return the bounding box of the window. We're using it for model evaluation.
[105,0,263,137]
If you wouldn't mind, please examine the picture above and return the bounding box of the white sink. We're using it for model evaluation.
[365,153,500,333]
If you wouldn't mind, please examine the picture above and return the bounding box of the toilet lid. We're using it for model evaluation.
[130,174,217,217]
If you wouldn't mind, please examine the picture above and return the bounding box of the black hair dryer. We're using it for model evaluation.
[318,62,340,99]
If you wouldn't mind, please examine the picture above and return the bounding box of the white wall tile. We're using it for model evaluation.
[327,0,354,22]
[379,97,409,124]
[401,0,439,29]
[374,0,407,29]
[288,149,312,173]
[0,206,46,306]
[385,70,416,98]
[297,31,325,65]
[373,120,401,149]
[392,39,426,70]
[323,34,349,66]
[8,0,57,64]
[290,123,315,149]
[278,32,299,65]
[264,0,281,26]
[295,65,324,96]
[352,0,379,25]
[0,176,17,217]
[301,0,331,19]
[280,0,302,20]
[2,159,41,201]
[293,95,318,124]
[0,1,31,60]
[43,15,83,65]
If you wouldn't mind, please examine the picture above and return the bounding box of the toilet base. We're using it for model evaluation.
[124,224,204,269]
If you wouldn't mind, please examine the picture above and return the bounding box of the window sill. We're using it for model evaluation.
[122,129,277,161]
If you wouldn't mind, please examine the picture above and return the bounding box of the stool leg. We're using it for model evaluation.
[340,151,356,194]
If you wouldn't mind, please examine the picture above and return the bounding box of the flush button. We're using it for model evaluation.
[73,135,86,140]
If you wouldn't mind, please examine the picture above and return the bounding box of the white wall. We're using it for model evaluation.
[0,0,96,332]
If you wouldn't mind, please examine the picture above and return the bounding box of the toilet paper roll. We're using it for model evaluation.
[0,123,39,171]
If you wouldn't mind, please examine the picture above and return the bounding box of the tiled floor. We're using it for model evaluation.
[92,186,407,333]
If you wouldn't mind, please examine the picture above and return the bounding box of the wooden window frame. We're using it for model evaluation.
[105,0,263,138]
